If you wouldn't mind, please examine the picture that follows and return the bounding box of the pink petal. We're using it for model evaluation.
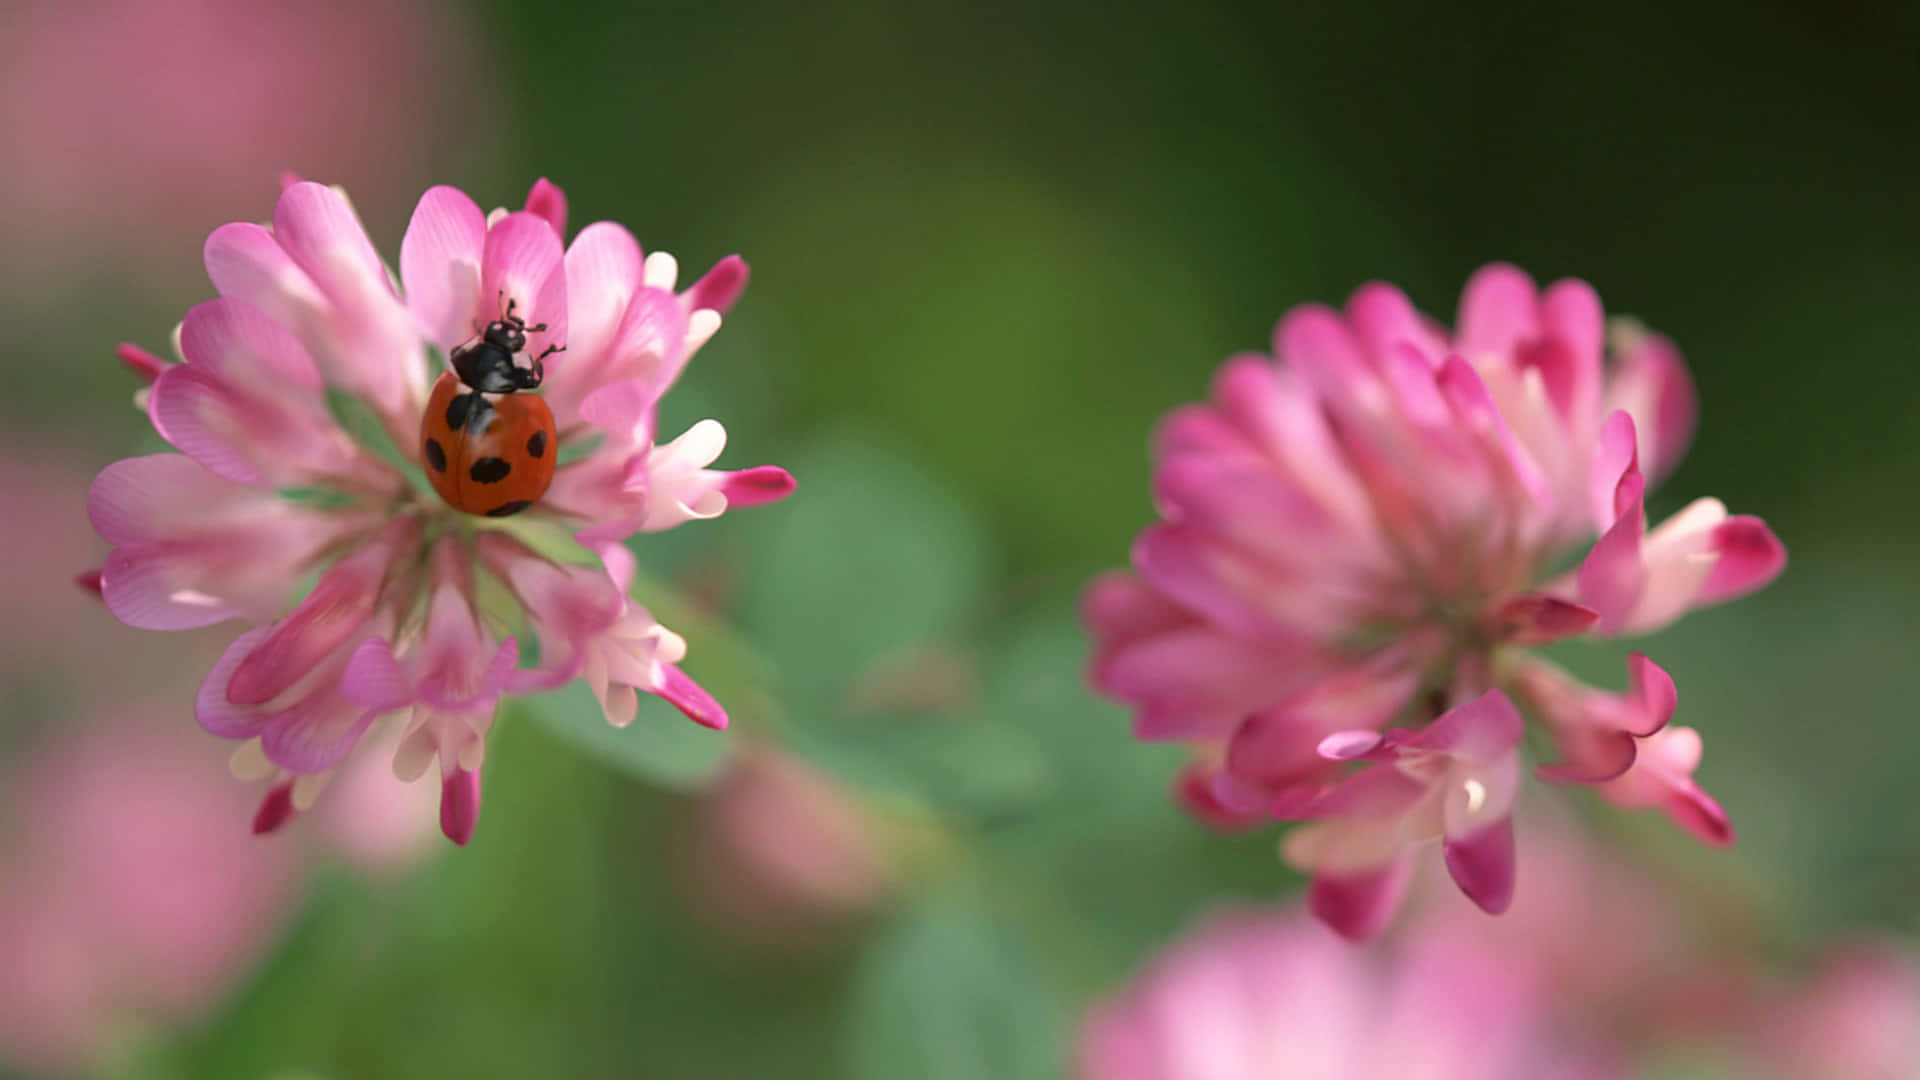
[479,211,568,359]
[719,466,797,509]
[1589,410,1641,533]
[177,295,328,392]
[558,222,645,385]
[1226,659,1418,787]
[1082,571,1194,651]
[252,780,298,836]
[272,182,391,301]
[224,542,388,706]
[440,768,481,846]
[399,185,488,351]
[1605,325,1697,483]
[1317,730,1389,761]
[1437,355,1553,507]
[608,286,693,393]
[1152,401,1251,460]
[1532,278,1603,422]
[258,688,377,774]
[202,222,324,330]
[1300,764,1430,821]
[1443,817,1515,914]
[1275,305,1370,397]
[341,638,412,712]
[1100,629,1317,743]
[1455,263,1539,360]
[1535,727,1638,785]
[1696,515,1787,606]
[1345,280,1445,365]
[1173,763,1269,831]
[88,453,255,545]
[575,377,662,445]
[1405,690,1525,763]
[1308,858,1413,942]
[1151,454,1339,563]
[1132,525,1323,645]
[1576,473,1649,634]
[1662,781,1735,847]
[197,627,275,738]
[654,666,728,730]
[1489,593,1599,645]
[524,177,569,238]
[90,455,357,630]
[684,254,750,315]
[1624,652,1678,736]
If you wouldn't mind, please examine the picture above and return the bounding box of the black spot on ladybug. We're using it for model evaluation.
[445,392,475,430]
[485,499,533,518]
[468,457,512,484]
[422,437,447,473]
[526,430,547,459]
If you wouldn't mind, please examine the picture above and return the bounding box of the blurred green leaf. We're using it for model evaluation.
[790,712,1052,820]
[843,895,1066,1080]
[737,432,991,713]
[520,682,730,789]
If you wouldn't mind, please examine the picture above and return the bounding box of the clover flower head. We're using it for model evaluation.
[88,177,795,845]
[1085,265,1784,937]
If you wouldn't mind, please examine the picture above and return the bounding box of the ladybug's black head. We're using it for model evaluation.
[481,319,528,354]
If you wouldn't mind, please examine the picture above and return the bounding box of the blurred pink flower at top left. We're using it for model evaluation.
[88,177,794,846]
[0,0,477,285]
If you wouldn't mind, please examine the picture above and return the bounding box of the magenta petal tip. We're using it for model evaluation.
[1308,862,1411,942]
[722,466,797,509]
[252,781,298,835]
[440,769,481,846]
[524,177,568,238]
[1443,818,1516,914]
[115,343,169,384]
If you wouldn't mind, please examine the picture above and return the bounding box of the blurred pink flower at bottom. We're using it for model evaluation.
[1076,908,1617,1080]
[672,743,898,951]
[0,716,300,1076]
[1758,946,1920,1080]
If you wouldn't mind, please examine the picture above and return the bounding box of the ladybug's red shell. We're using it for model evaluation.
[421,370,556,517]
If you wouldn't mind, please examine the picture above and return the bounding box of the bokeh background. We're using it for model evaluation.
[4,0,1918,1076]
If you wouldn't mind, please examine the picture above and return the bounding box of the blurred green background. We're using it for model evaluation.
[4,0,1918,1077]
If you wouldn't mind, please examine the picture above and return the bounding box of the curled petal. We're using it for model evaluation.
[1443,817,1516,914]
[1598,726,1734,846]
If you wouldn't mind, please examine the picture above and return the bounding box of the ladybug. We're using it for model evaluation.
[420,298,562,518]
